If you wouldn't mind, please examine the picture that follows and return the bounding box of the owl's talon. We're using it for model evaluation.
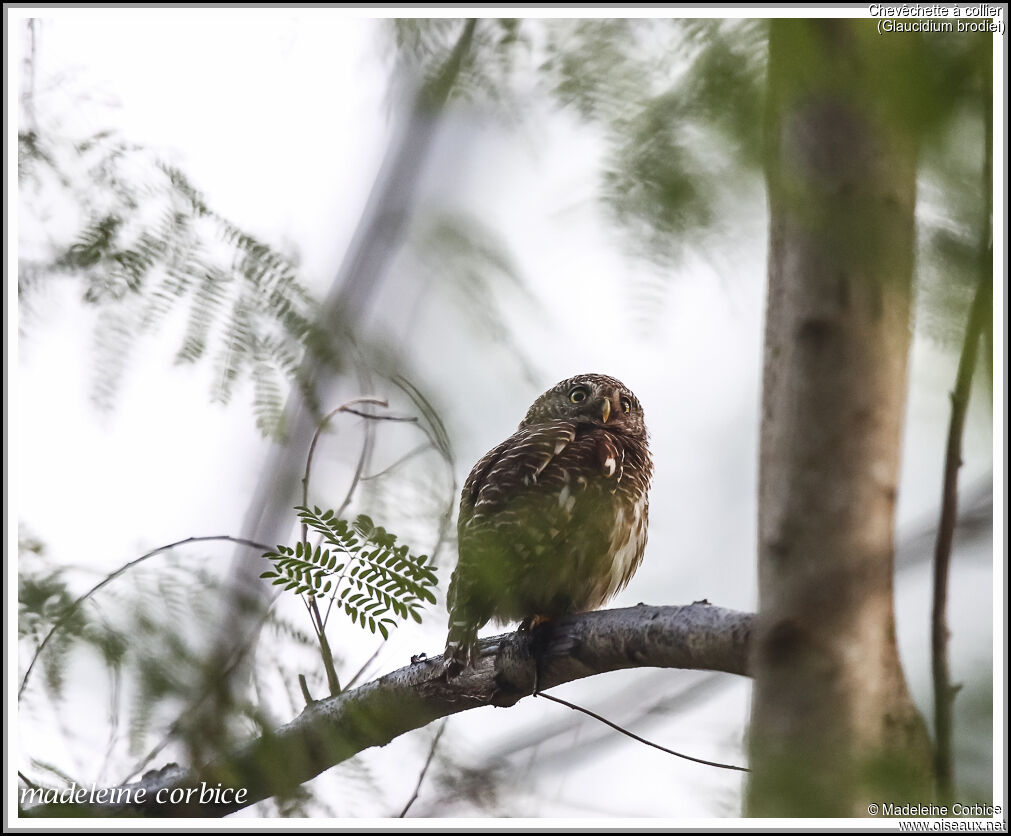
[527,617,556,696]
[442,642,474,679]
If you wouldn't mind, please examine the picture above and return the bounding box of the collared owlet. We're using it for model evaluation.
[445,373,653,671]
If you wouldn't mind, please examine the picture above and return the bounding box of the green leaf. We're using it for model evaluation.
[266,508,440,634]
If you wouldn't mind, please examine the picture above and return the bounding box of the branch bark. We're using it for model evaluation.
[20,603,752,819]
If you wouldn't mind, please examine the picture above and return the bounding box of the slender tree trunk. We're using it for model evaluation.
[748,21,932,815]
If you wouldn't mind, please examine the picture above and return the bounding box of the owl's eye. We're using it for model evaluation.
[569,386,589,404]
[621,397,632,414]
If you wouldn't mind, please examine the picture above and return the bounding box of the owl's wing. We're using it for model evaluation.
[466,421,579,512]
[446,421,579,670]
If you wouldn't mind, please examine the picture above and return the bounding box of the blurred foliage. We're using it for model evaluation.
[387,18,770,268]
[431,759,510,815]
[18,20,545,441]
[916,35,993,379]
[542,19,769,267]
[389,18,529,115]
[18,17,992,433]
[407,211,541,385]
[18,528,87,700]
[18,534,320,781]
[390,18,992,364]
[19,124,326,439]
[262,509,440,638]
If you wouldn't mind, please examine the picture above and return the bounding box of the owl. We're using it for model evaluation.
[445,373,653,672]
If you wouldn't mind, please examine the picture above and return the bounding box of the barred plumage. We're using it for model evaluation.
[445,373,653,671]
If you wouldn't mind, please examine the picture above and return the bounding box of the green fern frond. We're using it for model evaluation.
[261,509,439,637]
[20,126,330,436]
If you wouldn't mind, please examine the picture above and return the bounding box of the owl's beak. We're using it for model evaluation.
[601,398,611,423]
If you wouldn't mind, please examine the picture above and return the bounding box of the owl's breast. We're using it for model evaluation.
[455,420,651,624]
[585,489,649,608]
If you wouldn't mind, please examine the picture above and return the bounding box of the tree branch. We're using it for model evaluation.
[930,273,990,800]
[931,62,992,801]
[398,719,446,817]
[20,603,752,818]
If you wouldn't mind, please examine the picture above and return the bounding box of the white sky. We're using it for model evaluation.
[8,6,1004,824]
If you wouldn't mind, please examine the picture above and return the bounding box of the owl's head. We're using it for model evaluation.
[519,373,647,438]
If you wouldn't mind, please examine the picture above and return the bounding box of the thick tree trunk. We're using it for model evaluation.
[748,21,932,816]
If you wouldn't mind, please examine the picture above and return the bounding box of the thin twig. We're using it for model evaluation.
[18,771,40,790]
[298,674,314,706]
[338,406,418,422]
[307,597,341,697]
[536,691,749,773]
[97,664,123,786]
[399,720,447,817]
[301,397,390,530]
[300,396,399,696]
[361,442,432,481]
[298,577,334,700]
[931,83,992,798]
[391,375,457,565]
[334,409,376,520]
[321,582,340,631]
[392,375,453,464]
[19,534,271,699]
